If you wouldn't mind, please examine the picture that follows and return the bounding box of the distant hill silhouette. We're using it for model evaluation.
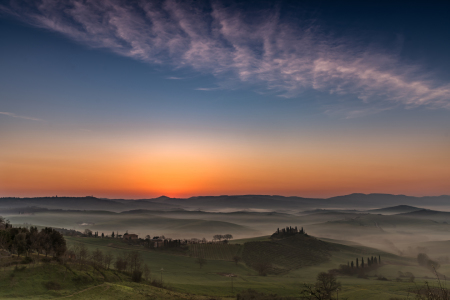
[0,193,449,213]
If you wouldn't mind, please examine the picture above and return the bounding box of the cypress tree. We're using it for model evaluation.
[351,261,354,268]
[361,257,364,268]
[374,257,378,264]
[356,258,359,268]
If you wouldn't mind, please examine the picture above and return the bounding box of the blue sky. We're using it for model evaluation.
[0,0,449,198]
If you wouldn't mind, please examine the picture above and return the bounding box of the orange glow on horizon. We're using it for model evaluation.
[1,127,449,199]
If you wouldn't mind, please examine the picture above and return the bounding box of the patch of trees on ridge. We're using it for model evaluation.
[271,226,305,239]
[0,217,66,259]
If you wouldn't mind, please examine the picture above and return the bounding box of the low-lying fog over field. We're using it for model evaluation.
[3,193,450,254]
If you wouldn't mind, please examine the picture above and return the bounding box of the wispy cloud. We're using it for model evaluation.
[0,111,43,121]
[166,76,183,80]
[195,87,220,91]
[2,0,450,113]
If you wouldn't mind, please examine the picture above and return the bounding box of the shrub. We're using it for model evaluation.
[72,275,90,284]
[150,280,166,288]
[21,256,33,264]
[44,281,61,290]
[41,257,52,263]
[132,270,143,283]
[237,289,296,300]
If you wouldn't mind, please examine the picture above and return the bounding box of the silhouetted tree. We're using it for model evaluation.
[213,234,223,242]
[223,234,233,241]
[84,229,93,237]
[300,272,341,300]
[254,260,272,276]
[196,256,207,269]
[91,248,104,269]
[103,252,113,269]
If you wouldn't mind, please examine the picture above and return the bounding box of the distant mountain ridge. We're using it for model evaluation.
[0,193,449,213]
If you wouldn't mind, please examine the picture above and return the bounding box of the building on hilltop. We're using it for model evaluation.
[151,236,164,248]
[123,233,138,240]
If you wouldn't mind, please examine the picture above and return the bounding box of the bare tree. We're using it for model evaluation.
[300,272,341,300]
[115,256,127,272]
[103,252,113,269]
[91,248,104,270]
[196,256,207,269]
[233,256,241,266]
[73,243,88,270]
[143,263,151,281]
[129,251,142,273]
[254,260,272,276]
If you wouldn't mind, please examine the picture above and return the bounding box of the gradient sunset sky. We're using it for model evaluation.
[1,0,449,199]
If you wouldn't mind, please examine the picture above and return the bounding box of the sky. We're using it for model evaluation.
[0,0,449,199]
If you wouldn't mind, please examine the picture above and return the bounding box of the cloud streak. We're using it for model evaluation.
[0,111,43,121]
[3,0,450,112]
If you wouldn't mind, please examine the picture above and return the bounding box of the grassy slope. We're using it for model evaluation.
[61,235,446,300]
[0,262,222,300]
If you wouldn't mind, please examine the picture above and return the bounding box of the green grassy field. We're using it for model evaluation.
[0,262,223,300]
[58,235,448,299]
[0,234,447,299]
[188,244,242,261]
[5,206,450,299]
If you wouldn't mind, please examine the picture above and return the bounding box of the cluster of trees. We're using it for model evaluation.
[213,234,233,242]
[68,244,151,282]
[81,229,121,239]
[0,217,66,258]
[272,226,305,238]
[348,255,380,269]
[330,255,382,276]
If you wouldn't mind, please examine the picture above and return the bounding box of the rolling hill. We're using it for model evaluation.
[368,205,423,215]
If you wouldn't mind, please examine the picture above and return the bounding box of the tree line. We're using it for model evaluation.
[68,243,151,283]
[271,226,305,238]
[0,217,66,259]
[329,255,382,277]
